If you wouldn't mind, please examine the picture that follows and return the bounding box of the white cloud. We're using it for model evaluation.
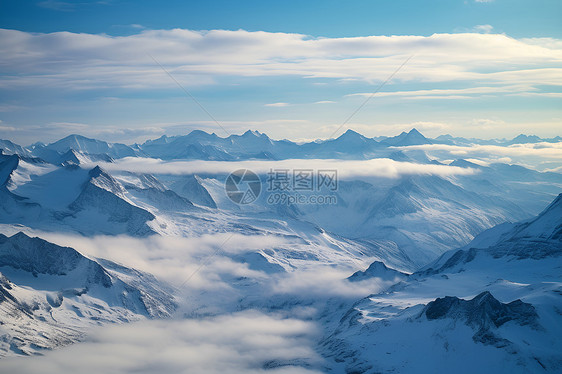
[83,158,478,179]
[348,85,534,100]
[35,232,291,288]
[396,142,562,159]
[508,92,562,98]
[1,28,562,91]
[265,102,291,107]
[0,311,322,374]
[544,165,562,173]
[0,119,16,132]
[271,267,399,298]
[473,25,494,34]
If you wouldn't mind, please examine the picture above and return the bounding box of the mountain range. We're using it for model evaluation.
[0,128,560,373]
[2,128,561,162]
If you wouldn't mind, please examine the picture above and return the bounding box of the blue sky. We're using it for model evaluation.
[0,0,561,144]
[2,0,562,38]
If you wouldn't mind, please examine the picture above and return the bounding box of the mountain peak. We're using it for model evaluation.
[450,159,484,169]
[10,231,30,240]
[334,129,369,143]
[188,129,213,137]
[40,134,137,159]
[56,134,92,144]
[89,165,106,177]
[423,291,537,333]
[338,129,364,138]
[408,128,423,136]
[184,130,221,142]
[379,128,430,146]
[242,130,265,138]
[404,128,428,141]
[86,165,126,196]
[348,260,408,282]
[510,134,541,144]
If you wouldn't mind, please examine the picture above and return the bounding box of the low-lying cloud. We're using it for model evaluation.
[396,142,562,159]
[0,311,322,374]
[271,267,400,298]
[36,232,290,290]
[10,228,387,314]
[85,157,477,179]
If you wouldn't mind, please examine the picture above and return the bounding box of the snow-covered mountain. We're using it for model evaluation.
[2,130,559,265]
[168,174,217,208]
[37,134,139,159]
[57,149,114,166]
[67,166,157,236]
[0,140,31,157]
[292,173,530,265]
[140,130,278,160]
[348,260,408,282]
[139,128,432,160]
[4,129,562,164]
[320,193,562,373]
[0,129,560,372]
[379,128,432,146]
[0,232,175,357]
[435,133,562,146]
[0,157,158,236]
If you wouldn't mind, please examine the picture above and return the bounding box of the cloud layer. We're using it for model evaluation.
[0,311,322,374]
[36,232,289,289]
[86,157,477,179]
[1,28,562,91]
[397,142,562,160]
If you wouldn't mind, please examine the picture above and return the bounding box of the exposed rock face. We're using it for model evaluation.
[422,291,538,346]
[0,232,112,286]
[348,261,408,282]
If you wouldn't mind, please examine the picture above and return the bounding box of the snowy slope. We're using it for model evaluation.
[2,162,157,236]
[168,174,217,208]
[67,166,156,236]
[293,174,529,266]
[320,194,562,373]
[0,140,30,157]
[0,232,176,357]
[58,149,114,166]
